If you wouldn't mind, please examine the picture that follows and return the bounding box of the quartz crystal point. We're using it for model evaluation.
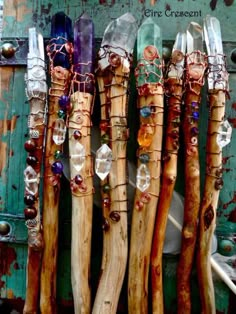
[70,142,86,172]
[50,12,72,69]
[73,12,94,93]
[98,12,137,70]
[168,32,186,78]
[217,120,232,148]
[137,17,162,86]
[24,166,38,195]
[52,118,66,145]
[136,164,151,192]
[26,28,47,97]
[204,15,227,90]
[187,22,203,53]
[95,144,112,180]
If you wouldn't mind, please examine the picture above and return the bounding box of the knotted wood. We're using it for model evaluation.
[151,78,183,314]
[69,91,94,314]
[128,85,163,314]
[197,90,226,314]
[92,60,129,314]
[40,66,71,314]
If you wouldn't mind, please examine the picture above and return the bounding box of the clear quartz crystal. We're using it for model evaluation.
[24,166,38,195]
[216,120,232,148]
[168,32,186,78]
[53,118,66,145]
[95,144,112,180]
[136,164,151,192]
[187,22,203,53]
[98,13,138,70]
[204,15,227,90]
[71,142,86,172]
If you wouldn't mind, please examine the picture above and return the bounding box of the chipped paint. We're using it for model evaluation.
[223,191,236,209]
[0,243,17,289]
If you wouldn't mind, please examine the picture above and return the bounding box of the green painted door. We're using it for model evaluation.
[0,1,235,313]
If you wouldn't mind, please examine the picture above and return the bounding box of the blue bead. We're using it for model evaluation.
[192,111,199,120]
[51,161,63,174]
[140,106,151,118]
[139,153,150,164]
[191,101,198,108]
[58,95,70,109]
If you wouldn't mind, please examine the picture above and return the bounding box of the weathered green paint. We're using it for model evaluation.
[0,0,235,312]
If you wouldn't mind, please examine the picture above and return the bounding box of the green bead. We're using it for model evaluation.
[54,150,62,159]
[102,183,111,193]
[101,133,109,144]
[58,109,66,119]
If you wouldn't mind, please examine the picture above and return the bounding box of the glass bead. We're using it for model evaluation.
[191,101,198,108]
[95,144,112,180]
[54,150,63,159]
[24,139,36,152]
[135,200,144,211]
[103,197,110,208]
[75,174,83,185]
[140,106,151,118]
[26,155,38,166]
[192,111,199,120]
[141,192,151,203]
[58,109,66,119]
[109,211,120,222]
[73,130,82,140]
[101,133,110,144]
[100,120,109,131]
[137,125,154,148]
[170,130,179,140]
[24,207,37,220]
[191,126,199,135]
[102,217,110,232]
[51,161,63,175]
[139,153,150,164]
[58,95,70,110]
[102,183,111,193]
[24,194,36,206]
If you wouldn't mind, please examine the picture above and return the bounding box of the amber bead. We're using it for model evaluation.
[24,139,36,152]
[24,207,37,220]
[137,125,153,148]
[24,194,36,206]
[26,155,38,166]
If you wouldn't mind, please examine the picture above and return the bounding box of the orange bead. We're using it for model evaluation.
[137,125,154,147]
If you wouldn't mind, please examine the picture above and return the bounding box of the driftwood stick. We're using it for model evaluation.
[151,77,183,314]
[23,28,46,314]
[40,27,72,312]
[197,16,231,313]
[128,20,163,313]
[128,86,164,313]
[69,90,94,313]
[197,90,227,313]
[177,50,207,313]
[92,13,137,313]
[92,61,129,314]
